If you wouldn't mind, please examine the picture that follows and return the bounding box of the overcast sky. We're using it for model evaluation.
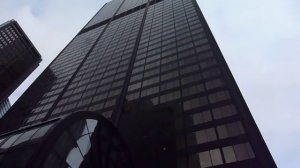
[0,0,299,167]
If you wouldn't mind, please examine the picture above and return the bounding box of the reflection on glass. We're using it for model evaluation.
[217,121,245,139]
[31,124,54,139]
[13,128,39,146]
[77,135,91,156]
[222,146,237,163]
[42,116,131,168]
[199,151,212,168]
[0,138,5,145]
[70,120,89,138]
[66,147,83,168]
[191,110,212,126]
[0,133,22,149]
[234,143,251,161]
[210,149,223,166]
[212,104,237,120]
[201,128,217,144]
[86,119,98,133]
[54,132,74,157]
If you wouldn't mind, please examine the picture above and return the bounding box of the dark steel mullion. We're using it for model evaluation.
[113,0,151,126]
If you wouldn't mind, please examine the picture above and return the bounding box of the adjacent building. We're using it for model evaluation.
[0,20,41,117]
[0,0,276,167]
[0,99,10,118]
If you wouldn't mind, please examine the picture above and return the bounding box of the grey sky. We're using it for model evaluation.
[0,0,299,167]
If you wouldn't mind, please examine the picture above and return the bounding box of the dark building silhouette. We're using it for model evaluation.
[0,0,276,167]
[0,20,41,117]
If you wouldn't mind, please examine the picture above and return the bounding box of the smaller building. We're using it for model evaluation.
[0,99,10,118]
[0,20,41,115]
[0,111,132,168]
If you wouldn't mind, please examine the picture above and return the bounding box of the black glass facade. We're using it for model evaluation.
[0,0,276,167]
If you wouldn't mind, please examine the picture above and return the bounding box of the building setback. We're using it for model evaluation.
[0,20,41,117]
[0,0,276,167]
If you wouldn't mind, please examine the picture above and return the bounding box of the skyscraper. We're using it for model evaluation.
[0,0,276,167]
[0,20,41,117]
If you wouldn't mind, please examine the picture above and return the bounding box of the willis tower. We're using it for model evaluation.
[0,0,276,167]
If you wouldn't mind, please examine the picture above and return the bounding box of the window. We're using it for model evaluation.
[217,121,245,139]
[132,66,144,74]
[13,128,39,146]
[194,37,208,46]
[104,99,116,108]
[0,133,22,149]
[179,56,197,67]
[161,62,177,73]
[200,59,217,69]
[212,104,237,119]
[161,70,179,81]
[31,124,54,139]
[180,64,199,75]
[183,96,208,111]
[187,110,212,126]
[161,55,177,64]
[197,51,214,61]
[198,149,223,168]
[115,72,126,79]
[208,90,231,103]
[161,48,176,58]
[222,146,236,163]
[62,103,77,112]
[128,82,142,91]
[143,68,160,78]
[108,89,121,98]
[192,32,206,43]
[111,80,124,88]
[130,74,143,83]
[195,41,210,51]
[210,149,223,166]
[142,76,159,87]
[145,60,160,70]
[202,68,221,79]
[160,90,180,103]
[126,91,140,101]
[134,59,145,67]
[181,74,201,85]
[146,54,160,63]
[222,142,255,163]
[187,127,217,145]
[35,112,47,120]
[88,103,104,112]
[160,80,179,91]
[182,84,205,97]
[205,78,225,90]
[93,92,108,102]
[141,86,159,97]
[100,76,114,85]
